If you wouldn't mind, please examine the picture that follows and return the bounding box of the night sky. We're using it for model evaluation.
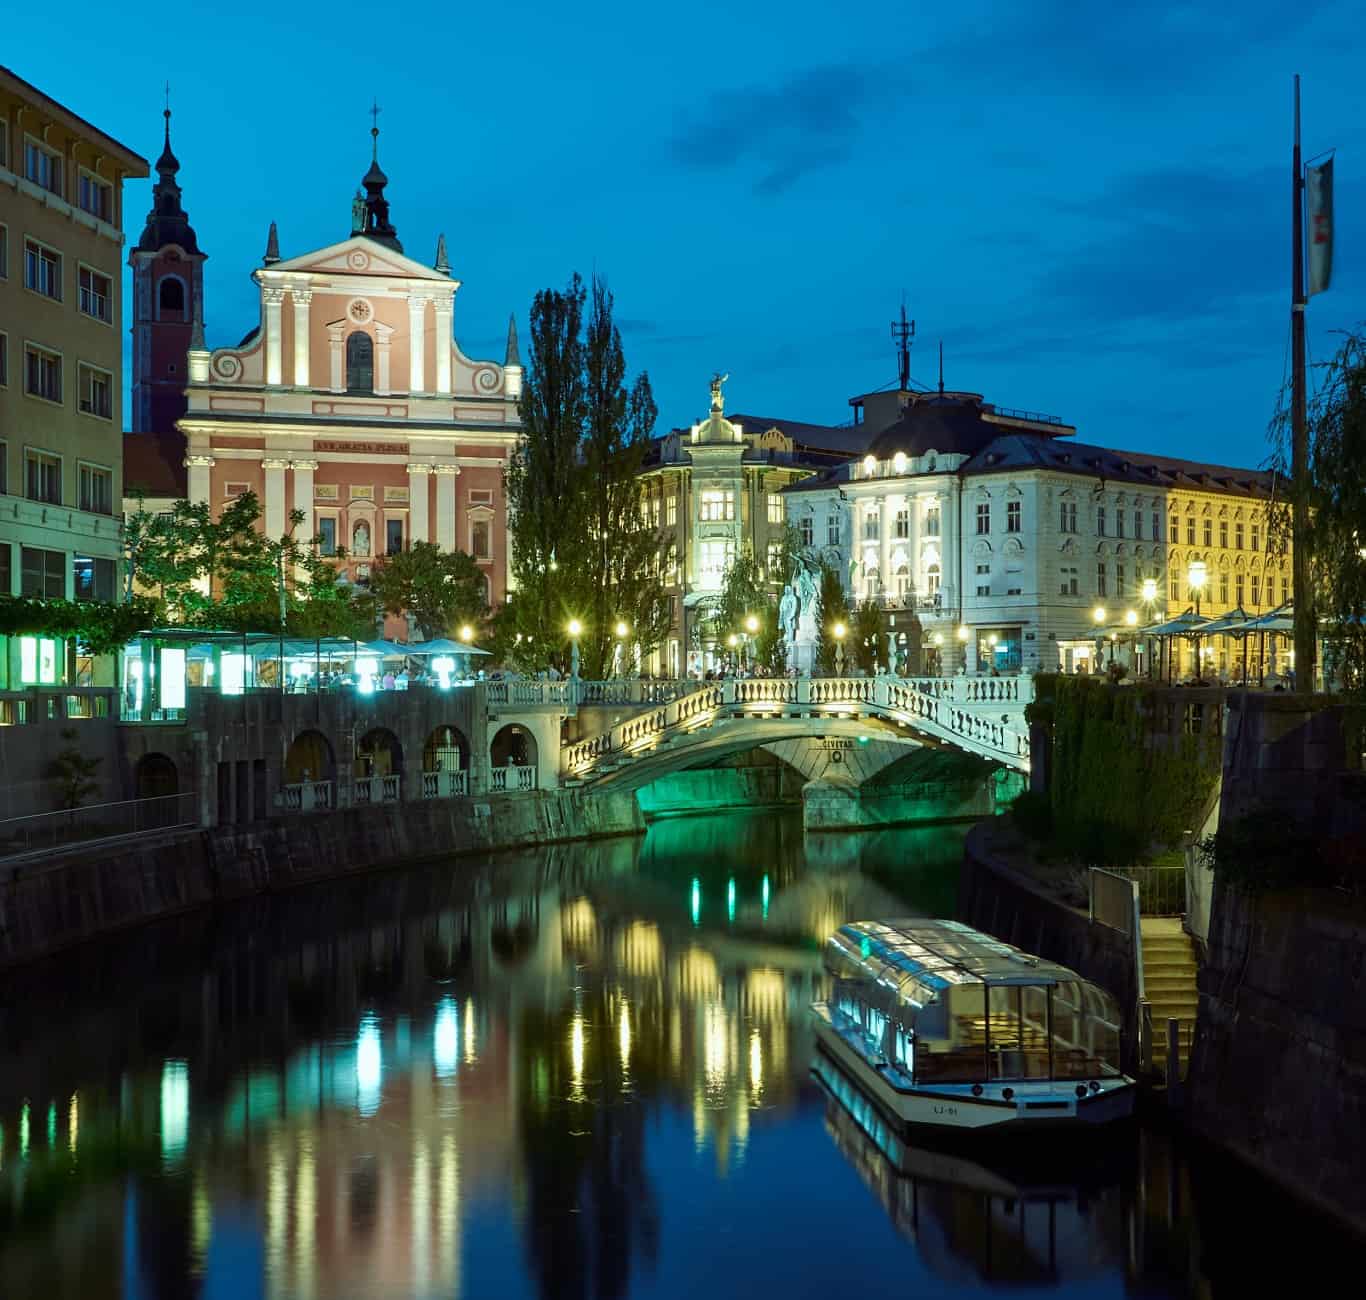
[19,0,1365,467]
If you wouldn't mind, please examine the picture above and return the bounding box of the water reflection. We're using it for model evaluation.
[0,813,1355,1298]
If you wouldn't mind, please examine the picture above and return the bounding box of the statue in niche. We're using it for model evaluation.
[352,520,371,557]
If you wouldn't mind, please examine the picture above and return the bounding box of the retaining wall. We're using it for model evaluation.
[0,788,644,971]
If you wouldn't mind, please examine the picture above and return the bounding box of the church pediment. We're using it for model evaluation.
[265,236,453,282]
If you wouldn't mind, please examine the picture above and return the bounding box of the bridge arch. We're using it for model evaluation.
[356,727,403,779]
[423,725,469,774]
[491,723,537,769]
[286,729,334,784]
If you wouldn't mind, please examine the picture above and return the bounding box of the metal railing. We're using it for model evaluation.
[0,793,197,860]
[1110,864,1187,917]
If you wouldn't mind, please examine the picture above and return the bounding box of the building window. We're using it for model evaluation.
[667,542,679,583]
[1059,566,1078,596]
[766,541,783,575]
[0,224,8,279]
[1134,509,1142,539]
[72,555,116,602]
[345,331,374,393]
[471,518,491,560]
[1202,518,1212,547]
[699,538,734,583]
[24,240,61,300]
[895,565,911,599]
[1097,562,1107,597]
[1234,522,1244,550]
[21,546,65,598]
[767,493,783,524]
[78,266,112,322]
[666,494,677,527]
[975,564,990,597]
[863,510,879,540]
[1251,523,1261,553]
[799,516,814,547]
[1096,505,1106,536]
[894,506,909,538]
[1169,513,1179,543]
[926,564,941,598]
[1115,510,1125,539]
[78,463,112,514]
[25,450,62,505]
[1060,502,1077,533]
[1251,574,1262,606]
[78,174,112,223]
[1116,563,1126,595]
[976,582,990,597]
[0,543,9,595]
[25,346,61,403]
[649,496,660,529]
[1219,571,1229,604]
[975,502,990,534]
[1281,575,1290,605]
[78,365,112,419]
[698,489,734,522]
[1007,584,1022,596]
[1185,516,1196,546]
[1007,500,1021,533]
[1219,520,1228,549]
[925,506,941,537]
[1170,572,1181,601]
[827,514,840,546]
[1234,573,1245,606]
[24,139,62,196]
[386,518,404,555]
[0,333,7,388]
[317,517,337,555]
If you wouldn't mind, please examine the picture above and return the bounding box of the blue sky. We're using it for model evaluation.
[19,0,1366,467]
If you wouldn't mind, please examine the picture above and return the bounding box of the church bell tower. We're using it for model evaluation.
[129,106,206,434]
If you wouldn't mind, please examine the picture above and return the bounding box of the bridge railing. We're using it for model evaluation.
[563,674,1032,779]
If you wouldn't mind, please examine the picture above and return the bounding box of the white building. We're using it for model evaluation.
[784,387,1283,676]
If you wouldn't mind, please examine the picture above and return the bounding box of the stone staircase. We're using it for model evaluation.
[1140,917,1199,1078]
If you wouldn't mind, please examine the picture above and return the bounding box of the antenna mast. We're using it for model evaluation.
[891,300,915,391]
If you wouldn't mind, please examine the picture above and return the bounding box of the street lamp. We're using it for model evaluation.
[567,618,582,680]
[459,624,474,643]
[1188,559,1208,681]
[832,621,847,675]
[612,619,630,677]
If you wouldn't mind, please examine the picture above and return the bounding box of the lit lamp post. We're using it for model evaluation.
[1188,559,1208,681]
[956,624,969,675]
[613,619,630,678]
[567,618,582,681]
[832,622,847,676]
[744,614,759,673]
[726,632,739,673]
[1141,577,1159,679]
[1092,606,1107,672]
[1124,608,1139,675]
[932,631,944,677]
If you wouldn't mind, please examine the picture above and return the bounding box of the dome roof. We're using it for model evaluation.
[866,394,997,461]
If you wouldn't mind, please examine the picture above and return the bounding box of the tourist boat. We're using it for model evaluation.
[811,918,1137,1130]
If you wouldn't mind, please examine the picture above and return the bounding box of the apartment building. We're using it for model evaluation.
[0,66,148,685]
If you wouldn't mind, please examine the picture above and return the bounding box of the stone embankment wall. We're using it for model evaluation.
[1186,880,1366,1234]
[959,821,1140,1073]
[0,787,643,971]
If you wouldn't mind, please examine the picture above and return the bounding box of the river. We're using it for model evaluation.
[0,810,1354,1298]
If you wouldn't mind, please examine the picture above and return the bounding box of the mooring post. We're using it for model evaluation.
[1166,1016,1181,1104]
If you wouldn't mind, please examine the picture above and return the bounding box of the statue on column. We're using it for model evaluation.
[709,371,729,413]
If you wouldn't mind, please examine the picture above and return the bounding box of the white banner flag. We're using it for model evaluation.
[1307,158,1334,296]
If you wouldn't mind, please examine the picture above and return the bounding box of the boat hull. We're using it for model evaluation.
[812,1003,1136,1132]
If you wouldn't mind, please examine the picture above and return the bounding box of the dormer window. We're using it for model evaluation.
[346,331,374,394]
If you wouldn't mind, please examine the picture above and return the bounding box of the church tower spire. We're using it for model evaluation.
[356,101,402,252]
[130,98,207,434]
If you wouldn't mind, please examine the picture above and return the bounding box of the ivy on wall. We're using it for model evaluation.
[1039,675,1222,865]
[0,596,161,658]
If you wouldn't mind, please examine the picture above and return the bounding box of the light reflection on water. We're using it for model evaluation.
[0,812,1354,1298]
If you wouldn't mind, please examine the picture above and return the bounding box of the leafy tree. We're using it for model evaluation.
[0,595,160,656]
[852,598,885,673]
[1269,327,1366,694]
[368,542,489,640]
[713,545,785,670]
[48,727,101,809]
[500,273,669,675]
[814,563,851,673]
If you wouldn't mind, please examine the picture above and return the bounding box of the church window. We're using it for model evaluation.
[386,519,404,555]
[471,518,491,560]
[158,276,185,318]
[317,517,336,555]
[346,331,374,394]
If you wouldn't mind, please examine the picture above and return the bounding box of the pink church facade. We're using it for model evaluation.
[177,146,520,611]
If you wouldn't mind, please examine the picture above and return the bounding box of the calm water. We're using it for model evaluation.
[0,811,1355,1299]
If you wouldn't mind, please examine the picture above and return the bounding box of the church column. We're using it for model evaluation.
[263,287,287,386]
[408,295,428,394]
[185,454,214,507]
[292,460,318,553]
[434,296,453,395]
[291,289,313,386]
[327,323,345,392]
[375,324,393,396]
[434,465,460,551]
[262,458,290,540]
[407,464,431,544]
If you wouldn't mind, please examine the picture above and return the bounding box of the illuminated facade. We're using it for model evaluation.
[176,129,521,612]
[0,66,148,686]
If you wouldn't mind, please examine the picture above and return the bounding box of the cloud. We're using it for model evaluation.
[668,60,893,194]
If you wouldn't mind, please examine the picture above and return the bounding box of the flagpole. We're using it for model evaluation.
[1290,73,1314,694]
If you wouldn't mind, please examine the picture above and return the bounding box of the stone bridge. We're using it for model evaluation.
[560,675,1032,791]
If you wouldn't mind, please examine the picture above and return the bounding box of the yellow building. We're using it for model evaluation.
[0,66,148,685]
[1162,476,1291,681]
